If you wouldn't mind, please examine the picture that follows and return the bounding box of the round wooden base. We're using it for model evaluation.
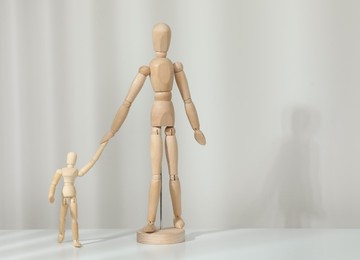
[137,228,185,245]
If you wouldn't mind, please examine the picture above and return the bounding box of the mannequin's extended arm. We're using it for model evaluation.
[100,66,150,143]
[174,62,206,145]
[48,170,61,203]
[78,141,109,176]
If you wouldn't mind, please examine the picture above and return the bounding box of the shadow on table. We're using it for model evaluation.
[186,229,226,242]
[80,230,134,245]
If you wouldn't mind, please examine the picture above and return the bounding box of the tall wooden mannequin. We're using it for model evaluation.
[48,142,108,247]
[101,23,206,243]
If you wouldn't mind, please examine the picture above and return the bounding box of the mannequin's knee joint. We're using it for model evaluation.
[170,174,179,181]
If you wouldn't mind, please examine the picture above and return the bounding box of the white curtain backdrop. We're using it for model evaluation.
[1,0,360,229]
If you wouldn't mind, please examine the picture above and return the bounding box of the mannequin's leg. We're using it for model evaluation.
[143,127,162,233]
[58,197,68,243]
[165,127,185,229]
[70,197,81,247]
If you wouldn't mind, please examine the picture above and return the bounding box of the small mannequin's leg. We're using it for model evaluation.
[165,127,185,229]
[58,197,68,243]
[143,127,162,233]
[70,197,81,247]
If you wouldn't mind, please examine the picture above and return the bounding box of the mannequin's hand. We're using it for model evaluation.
[49,194,55,203]
[100,131,114,144]
[194,129,206,145]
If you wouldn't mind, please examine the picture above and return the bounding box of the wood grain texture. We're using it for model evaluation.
[137,228,185,245]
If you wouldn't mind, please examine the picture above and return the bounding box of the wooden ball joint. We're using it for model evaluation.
[100,23,206,244]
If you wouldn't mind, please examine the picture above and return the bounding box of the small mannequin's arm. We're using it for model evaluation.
[78,141,109,177]
[174,62,206,145]
[48,170,62,203]
[100,66,150,144]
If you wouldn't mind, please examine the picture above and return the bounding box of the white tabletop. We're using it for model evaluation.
[1,229,359,260]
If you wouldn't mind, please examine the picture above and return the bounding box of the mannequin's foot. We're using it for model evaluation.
[143,223,157,233]
[174,217,185,229]
[57,233,64,243]
[73,240,82,248]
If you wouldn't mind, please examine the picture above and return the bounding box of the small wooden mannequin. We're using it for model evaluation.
[48,142,108,247]
[100,23,206,243]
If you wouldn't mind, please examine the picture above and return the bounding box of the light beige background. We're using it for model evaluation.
[1,0,360,229]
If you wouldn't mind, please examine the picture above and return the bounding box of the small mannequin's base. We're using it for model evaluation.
[137,227,185,245]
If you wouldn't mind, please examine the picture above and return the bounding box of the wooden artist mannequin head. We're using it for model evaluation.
[152,23,171,57]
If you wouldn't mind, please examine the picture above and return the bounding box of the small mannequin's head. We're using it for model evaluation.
[67,152,77,166]
[152,23,171,57]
